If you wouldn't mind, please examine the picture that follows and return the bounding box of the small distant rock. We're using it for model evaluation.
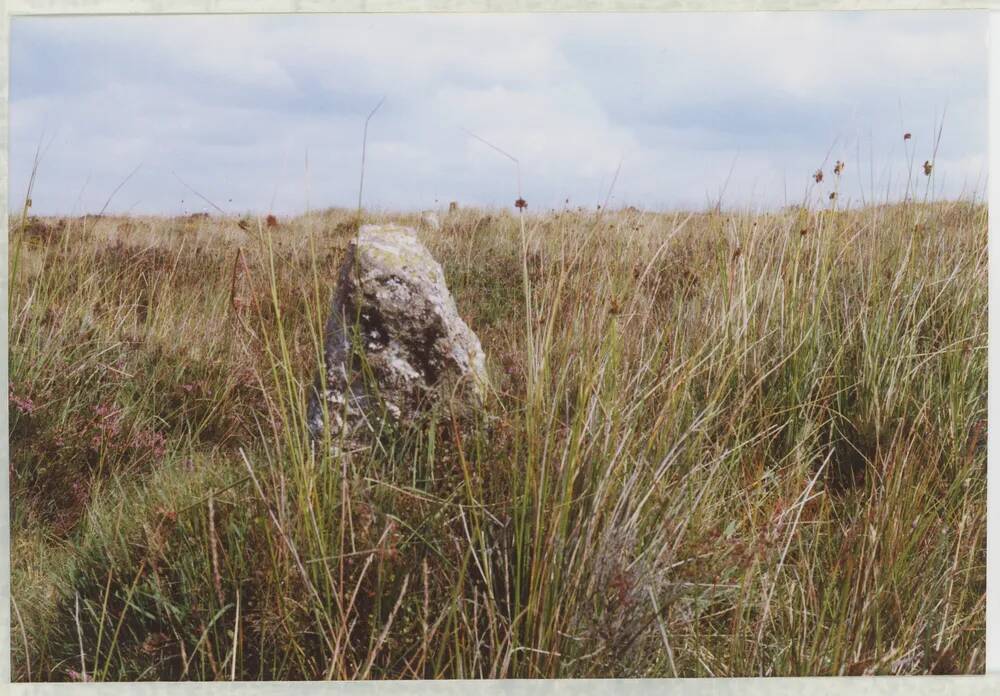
[308,224,488,448]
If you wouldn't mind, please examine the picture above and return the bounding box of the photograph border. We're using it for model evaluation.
[1,1,997,693]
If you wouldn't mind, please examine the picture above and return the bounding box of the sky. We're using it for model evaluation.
[8,12,989,216]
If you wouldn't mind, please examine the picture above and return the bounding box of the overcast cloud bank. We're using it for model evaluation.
[10,12,988,216]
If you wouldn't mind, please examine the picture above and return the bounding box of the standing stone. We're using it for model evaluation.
[308,224,488,447]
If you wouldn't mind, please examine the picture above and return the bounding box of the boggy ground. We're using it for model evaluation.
[9,201,986,679]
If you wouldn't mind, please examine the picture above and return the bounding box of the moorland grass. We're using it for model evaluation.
[8,200,986,679]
